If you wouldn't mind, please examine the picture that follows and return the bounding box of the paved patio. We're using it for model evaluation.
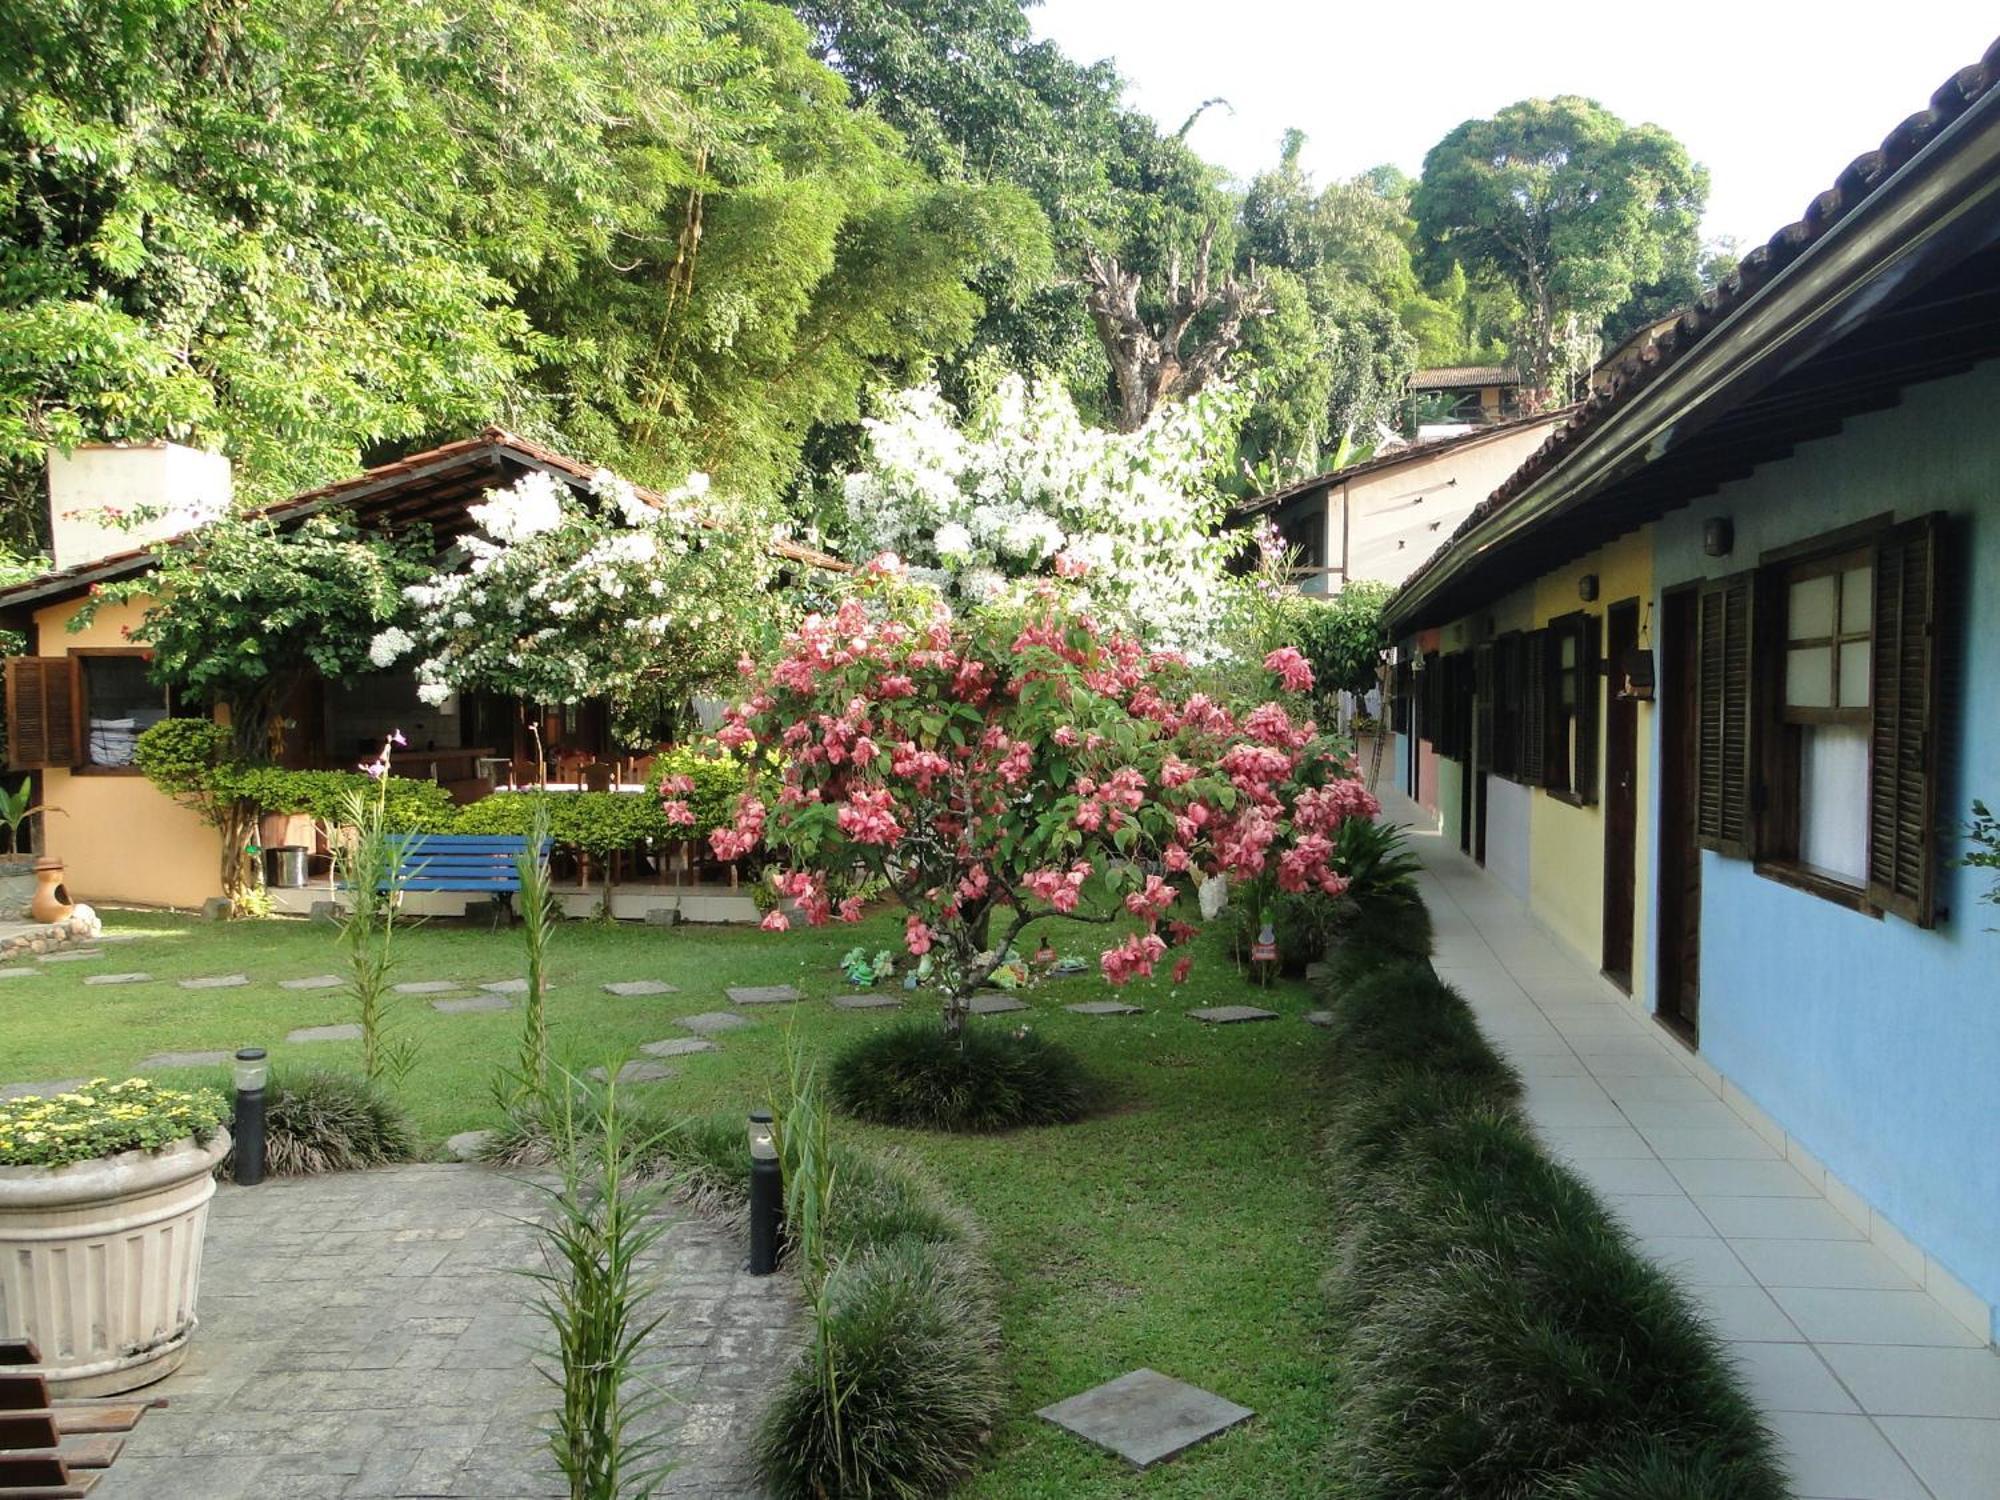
[97,1164,795,1499]
[1387,787,2000,1500]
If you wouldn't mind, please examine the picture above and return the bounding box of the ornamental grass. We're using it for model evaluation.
[827,1019,1098,1132]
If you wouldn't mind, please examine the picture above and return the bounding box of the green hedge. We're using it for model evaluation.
[226,766,458,834]
[1316,942,1787,1498]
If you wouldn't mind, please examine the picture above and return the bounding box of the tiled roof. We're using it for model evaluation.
[1391,32,2000,614]
[1411,365,1520,390]
[1235,408,1571,517]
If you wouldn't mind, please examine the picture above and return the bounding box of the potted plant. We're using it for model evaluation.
[0,1078,231,1395]
[0,776,60,921]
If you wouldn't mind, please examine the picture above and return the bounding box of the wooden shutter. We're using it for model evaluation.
[4,657,80,771]
[1474,643,1495,768]
[1422,651,1441,745]
[1575,615,1601,804]
[1867,515,1942,925]
[1695,574,1754,857]
[1521,629,1548,786]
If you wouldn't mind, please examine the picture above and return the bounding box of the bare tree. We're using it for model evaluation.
[1081,221,1269,431]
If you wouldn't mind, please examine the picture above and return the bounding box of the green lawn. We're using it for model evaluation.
[6,906,1333,1497]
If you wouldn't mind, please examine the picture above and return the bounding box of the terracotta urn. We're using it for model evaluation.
[29,859,72,924]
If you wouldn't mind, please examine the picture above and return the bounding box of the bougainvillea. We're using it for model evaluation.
[704,558,1378,1033]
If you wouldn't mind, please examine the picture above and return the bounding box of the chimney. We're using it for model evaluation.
[47,442,231,572]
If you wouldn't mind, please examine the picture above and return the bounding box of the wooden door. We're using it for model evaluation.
[1655,589,1701,1039]
[1601,601,1640,989]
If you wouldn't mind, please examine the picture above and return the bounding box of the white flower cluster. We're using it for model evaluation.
[370,466,774,729]
[842,375,1245,652]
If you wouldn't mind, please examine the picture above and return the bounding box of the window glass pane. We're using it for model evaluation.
[1785,645,1834,708]
[1788,574,1837,639]
[83,657,167,767]
[1838,640,1872,708]
[1798,722,1869,885]
[1840,565,1872,633]
[1560,633,1578,668]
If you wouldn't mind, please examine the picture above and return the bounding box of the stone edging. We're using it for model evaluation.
[0,904,102,962]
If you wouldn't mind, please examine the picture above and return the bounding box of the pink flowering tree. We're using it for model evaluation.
[702,557,1379,1036]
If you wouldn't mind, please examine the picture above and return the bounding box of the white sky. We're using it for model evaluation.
[1028,1,1999,251]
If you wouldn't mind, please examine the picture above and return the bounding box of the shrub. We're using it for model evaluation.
[225,765,457,833]
[1327,817,1432,961]
[452,790,667,862]
[829,1019,1098,1132]
[0,1077,227,1167]
[256,1070,416,1175]
[757,1239,1001,1500]
[1317,946,1786,1498]
[646,745,748,836]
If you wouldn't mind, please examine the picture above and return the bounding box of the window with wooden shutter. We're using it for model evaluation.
[1867,515,1942,926]
[1474,643,1495,768]
[1695,574,1755,857]
[1521,629,1548,786]
[1574,615,1601,804]
[1421,651,1441,745]
[4,657,80,770]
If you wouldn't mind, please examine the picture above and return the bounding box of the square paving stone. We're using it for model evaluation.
[138,1050,232,1070]
[1187,1005,1279,1025]
[727,985,802,1006]
[446,1130,495,1162]
[604,980,679,997]
[432,994,512,1014]
[180,973,249,990]
[1066,1001,1144,1016]
[0,968,40,980]
[967,994,1029,1015]
[85,972,154,986]
[1038,1368,1253,1469]
[480,978,530,994]
[280,974,344,991]
[393,979,462,994]
[287,1023,363,1043]
[679,1011,751,1035]
[0,1078,84,1101]
[640,1037,718,1058]
[39,949,103,962]
[1304,1010,1334,1028]
[587,1060,677,1084]
[833,993,902,1010]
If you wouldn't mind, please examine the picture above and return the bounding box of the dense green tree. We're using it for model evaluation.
[1413,96,1707,404]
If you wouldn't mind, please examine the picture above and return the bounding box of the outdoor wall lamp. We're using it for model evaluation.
[747,1107,781,1276]
[1578,574,1599,603]
[1703,517,1734,557]
[232,1047,268,1187]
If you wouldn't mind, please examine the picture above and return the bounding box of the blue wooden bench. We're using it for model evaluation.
[386,835,551,926]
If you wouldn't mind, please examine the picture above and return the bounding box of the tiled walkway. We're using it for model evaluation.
[1387,789,2000,1500]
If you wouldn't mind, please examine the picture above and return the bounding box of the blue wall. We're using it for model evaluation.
[1651,362,2000,1334]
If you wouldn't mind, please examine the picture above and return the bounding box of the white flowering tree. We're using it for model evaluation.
[372,467,778,741]
[841,374,1247,651]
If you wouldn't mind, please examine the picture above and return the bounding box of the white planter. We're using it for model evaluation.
[0,1128,230,1395]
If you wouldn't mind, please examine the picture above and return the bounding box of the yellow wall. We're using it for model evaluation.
[1522,527,1655,1001]
[30,593,222,909]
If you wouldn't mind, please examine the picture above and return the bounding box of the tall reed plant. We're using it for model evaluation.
[333,735,417,1085]
[528,1070,674,1500]
[513,801,557,1098]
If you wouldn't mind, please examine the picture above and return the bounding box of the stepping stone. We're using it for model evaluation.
[0,1078,84,1102]
[1187,1005,1279,1025]
[603,980,678,997]
[587,1060,676,1084]
[97,932,144,943]
[446,1130,494,1163]
[1304,1010,1334,1028]
[432,994,512,1014]
[280,974,344,991]
[639,1037,718,1058]
[1305,961,1329,981]
[393,980,461,994]
[1038,1368,1254,1470]
[967,994,1028,1015]
[678,1011,751,1035]
[480,978,529,994]
[1066,1001,1144,1016]
[85,972,153,986]
[727,984,802,1006]
[0,968,40,980]
[138,1050,231,1070]
[180,973,249,990]
[833,993,901,1010]
[287,1023,362,1043]
[40,950,103,963]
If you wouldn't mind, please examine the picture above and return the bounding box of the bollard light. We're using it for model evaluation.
[233,1047,269,1187]
[747,1108,781,1276]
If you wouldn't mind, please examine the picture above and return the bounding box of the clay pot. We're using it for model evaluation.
[29,859,73,924]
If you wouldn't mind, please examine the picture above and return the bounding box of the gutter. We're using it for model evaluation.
[1386,80,2000,635]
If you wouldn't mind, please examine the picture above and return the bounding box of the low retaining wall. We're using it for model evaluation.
[0,905,104,962]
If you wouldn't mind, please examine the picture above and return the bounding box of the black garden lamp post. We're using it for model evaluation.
[233,1047,268,1186]
[747,1107,780,1275]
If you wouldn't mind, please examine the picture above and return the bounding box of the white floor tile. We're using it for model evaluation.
[1689,1284,1806,1342]
[1771,1288,1988,1348]
[1639,1235,1758,1287]
[1822,1345,2000,1418]
[1732,1239,1923,1292]
[1767,1411,1928,1499]
[1668,1158,1824,1199]
[1603,1193,1715,1237]
[1536,1124,1657,1159]
[1570,1156,1684,1196]
[1700,1196,1868,1241]
[1638,1125,1782,1161]
[1728,1341,1860,1414]
[1876,1416,2000,1500]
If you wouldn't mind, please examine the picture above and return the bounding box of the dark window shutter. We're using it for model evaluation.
[5,657,80,770]
[1422,651,1441,744]
[1867,515,1942,926]
[1575,615,1601,804]
[1475,643,1495,768]
[1695,574,1754,857]
[1522,629,1548,786]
